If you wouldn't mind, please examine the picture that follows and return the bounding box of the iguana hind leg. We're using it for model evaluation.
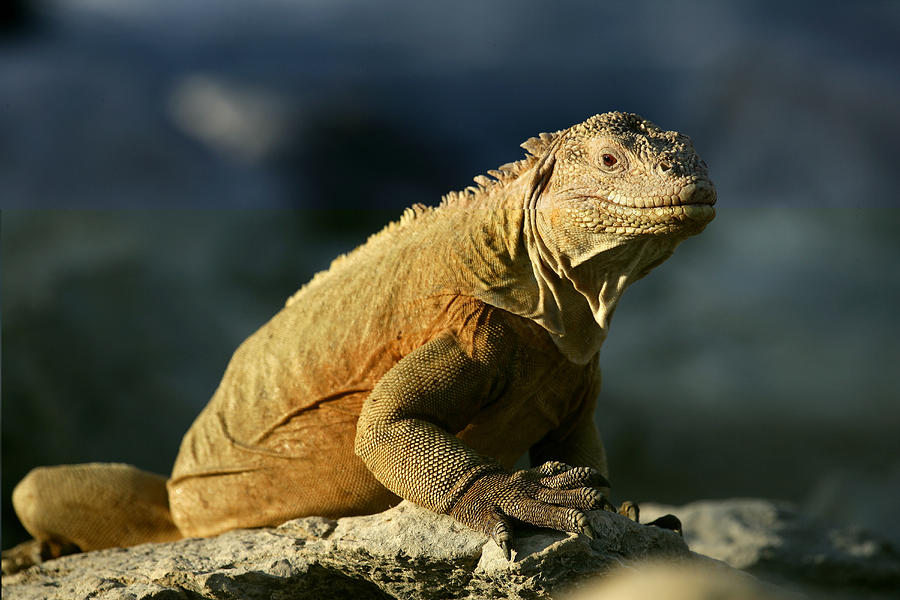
[5,462,181,572]
[168,389,400,538]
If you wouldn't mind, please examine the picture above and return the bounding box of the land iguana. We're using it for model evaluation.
[3,111,715,573]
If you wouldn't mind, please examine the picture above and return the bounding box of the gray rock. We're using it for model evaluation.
[2,501,689,600]
[642,498,900,598]
[12,498,894,599]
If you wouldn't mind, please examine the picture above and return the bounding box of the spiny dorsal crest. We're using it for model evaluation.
[520,131,563,158]
[399,203,429,225]
[440,129,563,207]
[439,111,698,208]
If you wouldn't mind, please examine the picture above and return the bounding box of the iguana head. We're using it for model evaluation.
[526,111,716,243]
[517,112,716,361]
[440,111,717,362]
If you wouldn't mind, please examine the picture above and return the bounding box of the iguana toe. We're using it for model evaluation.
[537,464,610,490]
[533,486,606,511]
[534,461,571,476]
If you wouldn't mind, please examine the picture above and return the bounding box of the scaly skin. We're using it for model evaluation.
[356,111,715,555]
[5,111,714,571]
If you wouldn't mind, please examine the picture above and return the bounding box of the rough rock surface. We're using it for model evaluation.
[2,501,689,600]
[6,498,898,599]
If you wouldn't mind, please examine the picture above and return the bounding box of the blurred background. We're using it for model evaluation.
[2,0,898,551]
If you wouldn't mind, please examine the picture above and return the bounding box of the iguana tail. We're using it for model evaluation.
[4,462,181,572]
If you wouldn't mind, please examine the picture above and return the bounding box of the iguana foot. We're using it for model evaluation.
[614,500,682,535]
[1,538,81,575]
[449,461,610,560]
[618,500,639,522]
[645,513,683,535]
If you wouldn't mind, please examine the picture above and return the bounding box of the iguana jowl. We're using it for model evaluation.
[4,111,715,571]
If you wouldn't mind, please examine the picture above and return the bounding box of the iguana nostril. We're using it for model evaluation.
[679,181,716,205]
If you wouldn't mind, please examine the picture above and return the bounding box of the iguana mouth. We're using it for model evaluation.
[601,180,717,210]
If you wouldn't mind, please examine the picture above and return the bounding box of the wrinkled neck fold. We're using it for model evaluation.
[448,171,680,365]
[512,206,681,364]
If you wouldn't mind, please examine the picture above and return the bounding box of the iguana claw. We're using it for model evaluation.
[490,518,514,560]
[618,500,639,522]
[580,523,595,540]
[449,462,608,561]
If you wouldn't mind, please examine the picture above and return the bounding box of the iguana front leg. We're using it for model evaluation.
[355,331,608,557]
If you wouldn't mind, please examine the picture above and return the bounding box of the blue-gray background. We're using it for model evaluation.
[2,1,899,550]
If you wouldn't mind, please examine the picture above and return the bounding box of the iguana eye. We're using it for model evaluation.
[601,153,617,167]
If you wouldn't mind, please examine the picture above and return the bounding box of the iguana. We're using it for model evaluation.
[3,111,715,573]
